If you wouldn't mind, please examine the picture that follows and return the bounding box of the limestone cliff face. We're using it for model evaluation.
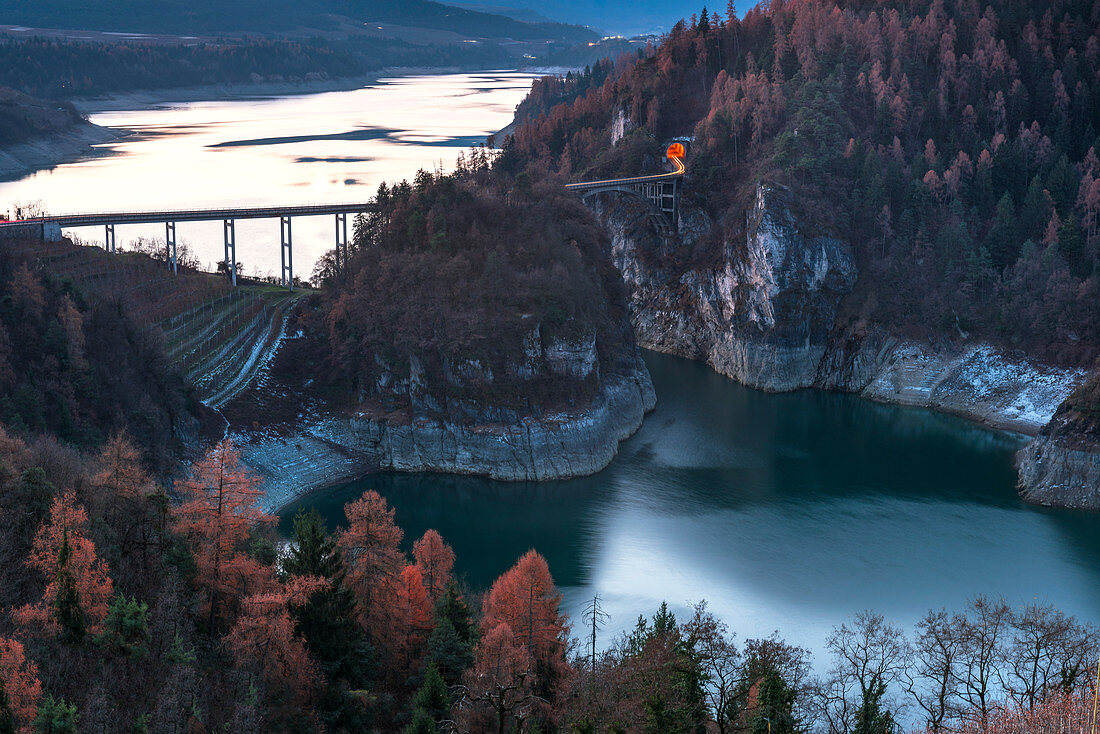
[238,367,655,512]
[596,183,858,392]
[591,181,1087,498]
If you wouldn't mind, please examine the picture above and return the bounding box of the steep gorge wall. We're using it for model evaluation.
[592,183,1090,505]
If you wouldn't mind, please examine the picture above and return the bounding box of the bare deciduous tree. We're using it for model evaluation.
[1001,602,1096,711]
[904,609,964,732]
[954,595,1011,729]
[818,610,906,734]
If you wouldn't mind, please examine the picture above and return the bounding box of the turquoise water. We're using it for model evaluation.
[279,351,1100,656]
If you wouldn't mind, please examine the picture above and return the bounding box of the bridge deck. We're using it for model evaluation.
[564,156,685,192]
[2,202,377,228]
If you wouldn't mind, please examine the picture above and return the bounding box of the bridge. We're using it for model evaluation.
[564,142,686,231]
[0,202,377,289]
[0,144,685,288]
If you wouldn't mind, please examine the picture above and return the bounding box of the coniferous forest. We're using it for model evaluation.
[502,0,1100,366]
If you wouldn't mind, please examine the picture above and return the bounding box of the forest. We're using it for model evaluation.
[499,0,1100,368]
[310,151,638,417]
[4,0,1100,730]
[0,429,1095,733]
[0,87,85,145]
[0,37,511,100]
[0,246,201,471]
[0,0,595,41]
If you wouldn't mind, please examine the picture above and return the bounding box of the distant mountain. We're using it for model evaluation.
[455,0,744,35]
[0,0,597,42]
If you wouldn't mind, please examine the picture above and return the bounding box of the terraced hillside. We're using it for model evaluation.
[162,287,301,407]
[3,237,302,406]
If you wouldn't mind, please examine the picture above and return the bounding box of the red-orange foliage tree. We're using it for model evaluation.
[482,550,569,686]
[0,637,42,734]
[171,439,276,629]
[92,433,165,589]
[14,491,113,640]
[225,576,326,708]
[337,490,404,641]
[459,622,544,734]
[412,528,454,604]
[389,564,434,678]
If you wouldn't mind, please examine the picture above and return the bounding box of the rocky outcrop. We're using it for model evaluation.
[1017,430,1100,509]
[596,183,858,392]
[236,367,656,511]
[1016,373,1100,508]
[592,180,1083,437]
[821,337,1081,435]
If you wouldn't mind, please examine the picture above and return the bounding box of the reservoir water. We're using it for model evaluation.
[4,71,1097,660]
[0,71,537,277]
[280,351,1100,659]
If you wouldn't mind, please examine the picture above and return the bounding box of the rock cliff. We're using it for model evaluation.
[235,366,655,512]
[1017,375,1100,509]
[590,181,1088,501]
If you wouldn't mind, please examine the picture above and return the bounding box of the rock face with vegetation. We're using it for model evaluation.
[0,87,121,180]
[595,183,858,392]
[1018,372,1100,508]
[499,0,1100,502]
[231,158,655,503]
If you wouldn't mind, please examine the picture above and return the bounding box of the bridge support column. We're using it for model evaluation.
[280,215,293,290]
[335,212,348,273]
[165,221,177,274]
[104,224,116,253]
[223,219,237,286]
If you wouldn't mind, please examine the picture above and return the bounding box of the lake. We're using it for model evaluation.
[6,70,1097,662]
[280,351,1100,660]
[0,71,538,277]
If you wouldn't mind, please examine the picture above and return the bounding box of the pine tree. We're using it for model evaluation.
[99,594,150,657]
[283,508,373,682]
[750,672,798,734]
[411,662,450,724]
[434,583,475,645]
[31,695,77,734]
[427,618,473,687]
[852,678,897,734]
[402,709,436,734]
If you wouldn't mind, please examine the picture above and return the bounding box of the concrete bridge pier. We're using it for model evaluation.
[104,223,116,253]
[335,212,348,272]
[223,219,237,286]
[280,215,293,290]
[165,221,177,274]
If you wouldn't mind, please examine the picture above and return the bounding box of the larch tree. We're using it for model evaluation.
[170,439,276,629]
[225,576,327,708]
[14,491,113,642]
[0,637,42,734]
[481,550,569,687]
[389,564,434,679]
[336,490,404,641]
[459,622,542,734]
[92,433,164,589]
[412,529,454,605]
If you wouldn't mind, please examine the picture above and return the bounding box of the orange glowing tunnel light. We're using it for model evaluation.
[666,142,686,159]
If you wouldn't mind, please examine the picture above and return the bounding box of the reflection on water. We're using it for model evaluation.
[280,352,1100,659]
[0,72,537,277]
